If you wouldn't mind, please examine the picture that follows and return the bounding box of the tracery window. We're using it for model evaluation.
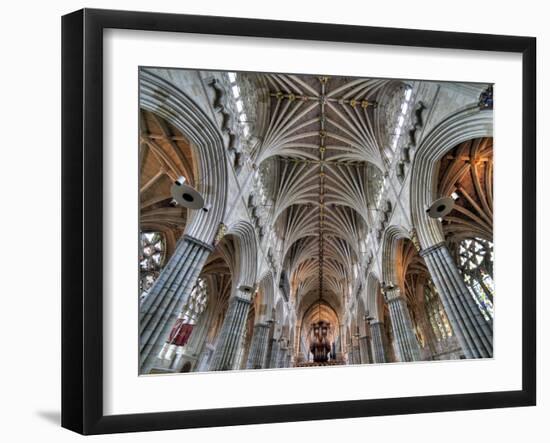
[424,282,453,341]
[385,84,413,153]
[180,278,208,325]
[166,278,209,348]
[227,72,251,138]
[139,231,166,300]
[457,238,494,321]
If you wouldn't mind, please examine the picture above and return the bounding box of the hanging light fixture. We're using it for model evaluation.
[426,196,455,219]
[170,176,205,210]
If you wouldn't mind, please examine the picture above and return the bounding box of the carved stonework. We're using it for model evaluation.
[208,78,242,171]
[479,85,494,110]
[407,101,426,147]
[214,223,227,245]
[409,228,422,252]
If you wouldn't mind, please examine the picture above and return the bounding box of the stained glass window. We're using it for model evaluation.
[424,282,453,341]
[385,84,413,153]
[139,231,166,301]
[166,278,209,349]
[179,278,208,325]
[457,238,494,321]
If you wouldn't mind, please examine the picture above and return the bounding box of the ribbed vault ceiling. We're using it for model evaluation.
[248,73,401,328]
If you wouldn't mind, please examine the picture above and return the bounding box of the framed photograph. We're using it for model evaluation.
[61,8,536,435]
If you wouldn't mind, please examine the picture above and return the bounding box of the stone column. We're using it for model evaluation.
[369,321,387,363]
[420,242,493,359]
[285,347,292,367]
[352,340,361,364]
[385,287,421,362]
[209,289,252,371]
[336,324,345,360]
[294,325,301,354]
[346,344,356,364]
[262,320,275,368]
[196,343,215,372]
[245,321,271,369]
[269,339,280,368]
[139,235,213,374]
[278,342,288,368]
[359,335,371,364]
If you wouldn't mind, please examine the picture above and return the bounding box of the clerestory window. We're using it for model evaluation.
[424,282,453,341]
[457,238,494,321]
[139,231,166,301]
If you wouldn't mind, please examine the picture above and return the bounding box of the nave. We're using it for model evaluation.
[138,68,494,374]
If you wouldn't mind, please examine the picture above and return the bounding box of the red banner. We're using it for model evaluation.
[168,320,194,346]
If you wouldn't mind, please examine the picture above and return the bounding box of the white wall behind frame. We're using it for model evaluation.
[0,0,545,442]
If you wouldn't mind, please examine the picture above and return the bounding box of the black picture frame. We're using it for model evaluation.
[61,8,536,435]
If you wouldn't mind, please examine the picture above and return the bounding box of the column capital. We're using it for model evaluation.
[382,284,402,303]
[254,322,270,330]
[238,284,255,294]
[419,241,448,257]
[183,234,215,251]
[233,285,255,303]
[231,294,252,305]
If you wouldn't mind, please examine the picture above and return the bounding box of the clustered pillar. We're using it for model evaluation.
[209,287,252,371]
[277,341,288,368]
[369,321,387,363]
[346,344,356,364]
[285,347,293,367]
[268,338,280,368]
[352,336,361,364]
[139,235,213,374]
[384,287,421,362]
[359,335,371,364]
[245,321,271,369]
[421,242,493,359]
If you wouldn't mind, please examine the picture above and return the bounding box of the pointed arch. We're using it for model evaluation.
[410,106,493,249]
[225,220,258,290]
[140,69,228,244]
[380,225,411,286]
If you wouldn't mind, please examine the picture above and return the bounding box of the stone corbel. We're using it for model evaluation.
[208,78,242,170]
[396,161,405,182]
[407,101,426,147]
[382,282,400,303]
[401,145,411,163]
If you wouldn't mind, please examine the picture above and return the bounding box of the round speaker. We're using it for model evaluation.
[170,181,205,210]
[426,197,455,219]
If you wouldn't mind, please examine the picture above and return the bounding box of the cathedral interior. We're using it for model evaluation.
[138,68,494,374]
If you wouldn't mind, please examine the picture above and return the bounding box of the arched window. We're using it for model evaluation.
[180,278,208,325]
[424,282,453,341]
[457,238,494,321]
[384,84,413,153]
[167,278,209,348]
[139,231,166,300]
